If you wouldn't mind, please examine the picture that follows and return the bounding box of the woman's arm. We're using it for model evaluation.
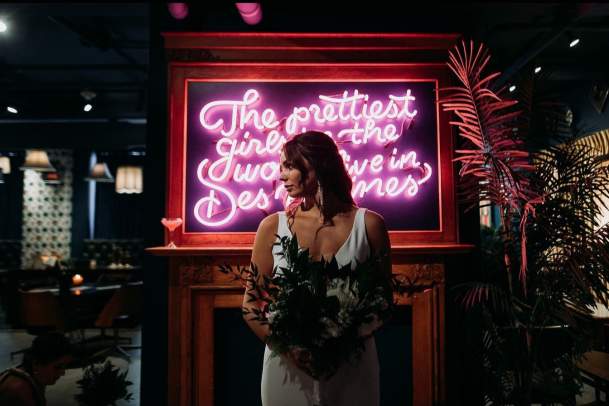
[362,210,392,337]
[365,209,391,274]
[242,213,278,344]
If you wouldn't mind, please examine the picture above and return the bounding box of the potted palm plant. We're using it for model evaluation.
[441,41,609,405]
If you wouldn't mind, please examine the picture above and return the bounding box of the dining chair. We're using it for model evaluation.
[10,289,66,360]
[89,282,143,361]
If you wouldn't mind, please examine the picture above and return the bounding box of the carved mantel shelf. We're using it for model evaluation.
[146,243,474,257]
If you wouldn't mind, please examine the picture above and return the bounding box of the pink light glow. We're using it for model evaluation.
[236,3,263,25]
[193,88,433,227]
[168,3,188,20]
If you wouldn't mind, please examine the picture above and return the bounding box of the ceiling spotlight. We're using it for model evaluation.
[569,38,580,48]
[534,66,542,74]
[6,106,17,114]
[509,85,516,93]
[0,19,7,33]
[84,103,93,112]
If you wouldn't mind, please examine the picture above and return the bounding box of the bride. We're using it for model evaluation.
[242,131,391,406]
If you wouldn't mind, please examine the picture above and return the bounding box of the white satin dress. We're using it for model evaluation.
[261,208,380,406]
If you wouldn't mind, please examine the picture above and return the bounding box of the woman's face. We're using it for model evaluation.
[34,355,72,386]
[279,151,316,198]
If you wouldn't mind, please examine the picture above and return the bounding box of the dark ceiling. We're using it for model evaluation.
[0,2,608,148]
[0,3,148,121]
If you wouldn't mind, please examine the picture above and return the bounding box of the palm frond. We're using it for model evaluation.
[441,40,542,283]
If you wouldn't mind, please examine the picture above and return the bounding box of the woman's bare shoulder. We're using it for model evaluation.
[251,213,281,275]
[258,212,279,232]
[363,209,389,252]
[255,212,280,243]
[363,209,387,231]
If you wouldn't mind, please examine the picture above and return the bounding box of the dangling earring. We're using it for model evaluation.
[317,180,324,209]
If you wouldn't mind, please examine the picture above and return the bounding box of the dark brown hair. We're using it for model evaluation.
[21,332,72,372]
[282,131,355,223]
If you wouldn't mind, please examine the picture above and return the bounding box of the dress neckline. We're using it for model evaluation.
[285,208,361,261]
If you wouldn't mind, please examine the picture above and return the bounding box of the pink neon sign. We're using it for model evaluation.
[186,83,439,231]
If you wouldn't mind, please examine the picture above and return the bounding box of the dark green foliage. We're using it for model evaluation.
[75,360,133,406]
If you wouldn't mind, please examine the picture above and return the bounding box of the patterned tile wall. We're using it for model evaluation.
[21,150,73,268]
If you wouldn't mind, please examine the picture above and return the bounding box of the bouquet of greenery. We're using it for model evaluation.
[221,234,397,379]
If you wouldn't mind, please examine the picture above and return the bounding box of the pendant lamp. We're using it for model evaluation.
[20,150,55,172]
[115,165,143,194]
[85,162,114,183]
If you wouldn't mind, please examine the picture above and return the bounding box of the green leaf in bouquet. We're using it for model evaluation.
[307,260,327,296]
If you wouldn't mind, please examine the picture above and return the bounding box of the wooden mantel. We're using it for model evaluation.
[148,244,473,405]
[147,244,474,257]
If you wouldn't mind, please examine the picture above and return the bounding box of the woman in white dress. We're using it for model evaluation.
[242,131,391,406]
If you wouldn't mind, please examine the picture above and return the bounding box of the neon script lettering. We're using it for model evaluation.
[194,88,433,227]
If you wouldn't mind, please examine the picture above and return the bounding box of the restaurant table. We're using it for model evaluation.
[0,267,140,326]
[23,281,142,329]
[27,282,125,295]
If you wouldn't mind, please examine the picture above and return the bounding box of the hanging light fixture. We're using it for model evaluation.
[0,156,10,174]
[236,3,262,25]
[168,3,188,19]
[20,150,55,172]
[115,166,143,194]
[85,162,114,183]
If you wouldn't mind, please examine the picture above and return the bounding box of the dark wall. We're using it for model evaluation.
[0,122,145,150]
[140,3,167,405]
[167,4,474,33]
[70,149,90,259]
[70,149,147,259]
[0,155,24,240]
[94,155,146,240]
[445,206,484,404]
[568,83,609,134]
